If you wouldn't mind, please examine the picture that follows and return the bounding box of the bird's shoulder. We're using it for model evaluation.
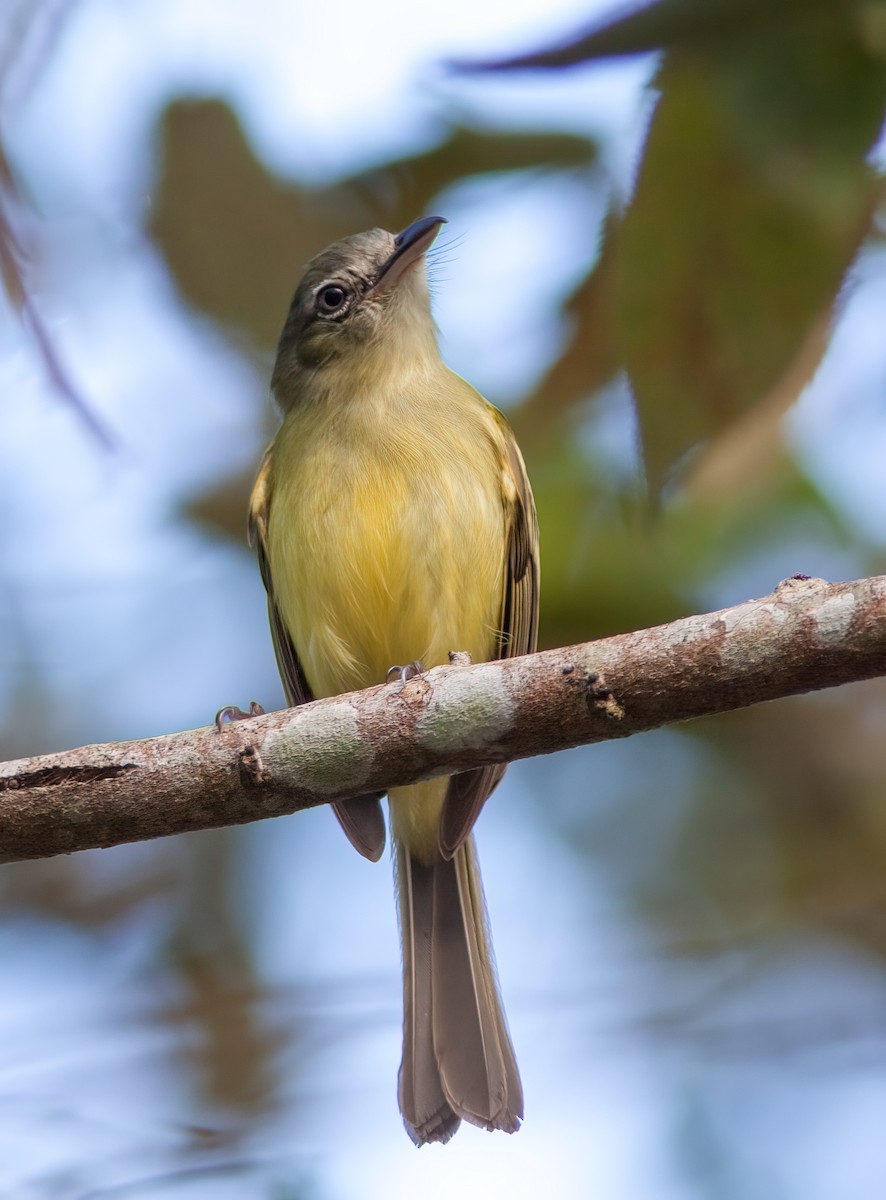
[247,445,273,583]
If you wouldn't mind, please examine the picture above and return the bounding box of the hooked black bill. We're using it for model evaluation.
[373,215,447,289]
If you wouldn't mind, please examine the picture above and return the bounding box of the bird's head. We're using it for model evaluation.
[272,215,446,400]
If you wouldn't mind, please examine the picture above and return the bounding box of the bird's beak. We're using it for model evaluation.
[372,215,446,292]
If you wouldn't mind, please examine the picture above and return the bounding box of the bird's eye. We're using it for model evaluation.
[316,284,349,316]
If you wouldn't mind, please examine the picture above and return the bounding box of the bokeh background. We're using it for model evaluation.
[2,0,886,1196]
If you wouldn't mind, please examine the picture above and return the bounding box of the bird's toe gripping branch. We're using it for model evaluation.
[385,661,424,684]
[214,701,266,731]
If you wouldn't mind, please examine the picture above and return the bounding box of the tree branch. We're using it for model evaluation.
[2,574,885,863]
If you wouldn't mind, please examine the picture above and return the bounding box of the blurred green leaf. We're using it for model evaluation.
[461,0,884,71]
[616,12,885,492]
[531,425,856,649]
[469,2,886,494]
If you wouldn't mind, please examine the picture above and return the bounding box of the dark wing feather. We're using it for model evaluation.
[439,421,540,859]
[249,446,386,862]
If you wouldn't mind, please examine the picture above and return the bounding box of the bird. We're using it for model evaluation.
[247,214,539,1145]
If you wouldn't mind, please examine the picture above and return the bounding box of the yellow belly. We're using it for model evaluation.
[266,378,506,860]
[269,397,504,689]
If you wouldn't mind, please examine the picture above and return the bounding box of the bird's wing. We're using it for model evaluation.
[438,416,540,859]
[249,445,386,862]
[248,447,312,707]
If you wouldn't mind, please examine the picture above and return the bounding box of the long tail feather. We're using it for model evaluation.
[396,835,522,1146]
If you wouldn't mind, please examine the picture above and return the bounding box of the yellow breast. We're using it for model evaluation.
[266,368,507,701]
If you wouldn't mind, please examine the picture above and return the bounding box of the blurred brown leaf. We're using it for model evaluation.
[185,464,261,544]
[149,98,596,348]
[168,829,282,1115]
[516,210,620,436]
[683,681,886,954]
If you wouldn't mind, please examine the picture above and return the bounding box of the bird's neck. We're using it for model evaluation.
[279,323,445,416]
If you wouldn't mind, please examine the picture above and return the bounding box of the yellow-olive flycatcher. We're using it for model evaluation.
[248,215,539,1144]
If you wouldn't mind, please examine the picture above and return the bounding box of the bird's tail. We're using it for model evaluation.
[395,833,523,1146]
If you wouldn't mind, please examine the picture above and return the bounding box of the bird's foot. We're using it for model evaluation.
[386,661,423,684]
[215,700,266,731]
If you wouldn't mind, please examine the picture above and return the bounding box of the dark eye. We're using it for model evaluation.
[316,284,349,316]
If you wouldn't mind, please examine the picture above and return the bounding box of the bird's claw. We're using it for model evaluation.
[386,661,423,684]
[215,700,266,731]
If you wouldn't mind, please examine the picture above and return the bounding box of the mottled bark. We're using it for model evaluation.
[1,574,884,863]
